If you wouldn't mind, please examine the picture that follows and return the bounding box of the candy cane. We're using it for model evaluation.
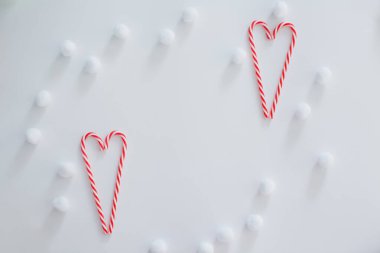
[248,20,297,119]
[81,131,127,234]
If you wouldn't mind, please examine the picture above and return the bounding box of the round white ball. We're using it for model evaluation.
[295,103,311,120]
[35,90,52,108]
[317,152,334,169]
[26,128,42,145]
[215,226,234,245]
[149,239,168,253]
[58,162,76,179]
[258,178,276,196]
[245,214,264,232]
[197,242,214,253]
[60,40,76,58]
[316,66,332,86]
[83,56,101,74]
[52,196,70,212]
[113,24,130,40]
[231,48,247,65]
[159,29,176,46]
[182,7,198,24]
[273,1,288,19]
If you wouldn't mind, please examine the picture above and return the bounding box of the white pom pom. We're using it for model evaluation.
[83,56,101,74]
[113,24,130,40]
[316,66,332,86]
[35,90,52,108]
[295,103,311,120]
[215,226,234,245]
[258,178,276,196]
[245,214,264,232]
[58,162,76,179]
[231,48,247,65]
[26,128,42,145]
[197,242,214,253]
[317,152,334,169]
[52,196,70,212]
[60,40,76,58]
[181,7,198,24]
[272,1,288,19]
[159,29,175,46]
[149,239,168,253]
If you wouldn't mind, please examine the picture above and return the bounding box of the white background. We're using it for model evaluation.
[1,0,380,252]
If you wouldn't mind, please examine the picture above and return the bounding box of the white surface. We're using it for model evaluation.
[1,0,380,252]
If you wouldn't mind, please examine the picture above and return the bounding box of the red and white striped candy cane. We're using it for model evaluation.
[81,131,127,234]
[248,20,297,119]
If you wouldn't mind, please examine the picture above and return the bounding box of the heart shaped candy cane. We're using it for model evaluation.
[80,131,127,234]
[248,20,297,119]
